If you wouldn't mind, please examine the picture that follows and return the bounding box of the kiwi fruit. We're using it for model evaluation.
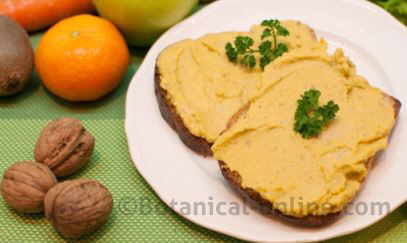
[0,16,34,96]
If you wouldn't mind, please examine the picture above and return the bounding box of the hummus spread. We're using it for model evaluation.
[158,21,319,142]
[212,47,397,217]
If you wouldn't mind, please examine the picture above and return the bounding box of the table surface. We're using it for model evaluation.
[0,3,406,243]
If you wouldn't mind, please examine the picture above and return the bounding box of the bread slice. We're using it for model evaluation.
[156,20,401,226]
[219,96,401,227]
[219,94,400,226]
[155,67,213,156]
[214,72,401,226]
[155,21,318,156]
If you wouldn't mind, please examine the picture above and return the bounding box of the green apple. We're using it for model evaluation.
[93,0,198,47]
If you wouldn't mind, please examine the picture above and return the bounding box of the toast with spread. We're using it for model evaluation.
[155,21,319,156]
[212,47,401,226]
[155,20,401,226]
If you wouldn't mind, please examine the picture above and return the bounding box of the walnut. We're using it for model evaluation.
[44,179,113,239]
[34,118,95,177]
[0,161,57,213]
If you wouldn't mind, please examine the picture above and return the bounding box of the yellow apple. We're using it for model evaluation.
[93,0,198,47]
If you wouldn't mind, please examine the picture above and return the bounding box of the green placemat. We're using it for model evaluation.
[0,2,406,242]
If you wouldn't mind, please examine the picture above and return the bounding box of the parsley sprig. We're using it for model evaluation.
[225,19,290,70]
[294,89,340,139]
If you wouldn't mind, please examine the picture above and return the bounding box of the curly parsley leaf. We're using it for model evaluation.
[261,28,272,40]
[241,54,256,68]
[225,43,238,62]
[294,89,340,139]
[225,19,290,70]
[258,40,272,53]
[276,24,290,37]
[275,43,289,56]
[235,36,254,54]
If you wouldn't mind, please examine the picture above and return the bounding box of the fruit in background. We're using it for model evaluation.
[0,0,95,32]
[35,15,130,102]
[0,16,34,97]
[93,0,198,47]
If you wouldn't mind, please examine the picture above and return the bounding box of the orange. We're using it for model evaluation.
[35,14,130,102]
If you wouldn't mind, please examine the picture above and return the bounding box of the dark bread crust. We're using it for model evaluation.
[219,161,340,227]
[218,96,401,227]
[393,97,402,118]
[155,67,213,157]
[154,65,251,157]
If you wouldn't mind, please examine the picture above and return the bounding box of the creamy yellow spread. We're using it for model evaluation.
[159,21,397,217]
[158,21,319,142]
[212,46,396,217]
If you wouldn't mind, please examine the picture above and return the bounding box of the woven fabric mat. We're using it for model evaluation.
[0,8,406,243]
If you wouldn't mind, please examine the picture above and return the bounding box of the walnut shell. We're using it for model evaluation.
[0,161,57,213]
[44,179,113,239]
[34,118,95,177]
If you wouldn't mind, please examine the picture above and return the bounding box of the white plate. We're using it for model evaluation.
[125,0,407,242]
